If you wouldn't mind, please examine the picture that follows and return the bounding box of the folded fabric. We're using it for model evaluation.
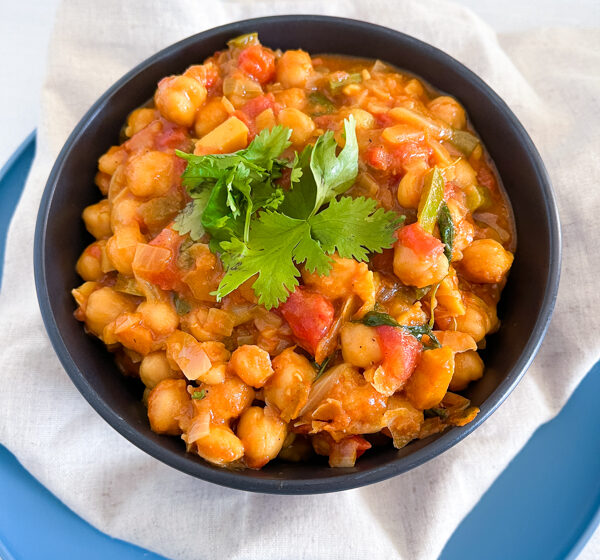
[0,1,598,558]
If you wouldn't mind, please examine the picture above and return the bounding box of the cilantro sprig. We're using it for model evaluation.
[174,116,403,309]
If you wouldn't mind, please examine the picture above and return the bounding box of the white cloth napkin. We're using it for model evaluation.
[1,1,599,558]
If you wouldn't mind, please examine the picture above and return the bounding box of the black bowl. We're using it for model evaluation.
[34,15,561,494]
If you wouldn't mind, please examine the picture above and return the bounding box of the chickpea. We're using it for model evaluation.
[140,351,180,389]
[82,199,111,239]
[110,196,140,230]
[264,348,315,421]
[84,286,136,337]
[237,406,287,469]
[452,159,477,189]
[201,375,255,422]
[427,95,466,129]
[229,345,274,388]
[105,224,145,275]
[126,151,174,198]
[125,108,156,137]
[138,301,179,336]
[448,292,498,343]
[276,50,313,88]
[273,88,306,110]
[76,241,104,281]
[277,108,315,145]
[147,379,191,435]
[194,97,230,138]
[393,237,449,288]
[340,323,382,368]
[461,239,514,284]
[343,108,376,130]
[193,424,244,466]
[98,146,125,176]
[154,75,207,127]
[449,350,484,391]
[397,165,427,209]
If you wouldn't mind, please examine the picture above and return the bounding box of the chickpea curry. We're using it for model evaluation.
[73,33,515,469]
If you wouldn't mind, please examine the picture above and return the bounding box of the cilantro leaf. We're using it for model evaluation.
[216,211,331,309]
[173,190,211,240]
[174,127,291,243]
[242,125,292,168]
[216,198,401,308]
[309,115,358,216]
[309,196,403,261]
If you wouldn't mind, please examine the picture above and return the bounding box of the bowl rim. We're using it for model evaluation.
[34,14,562,494]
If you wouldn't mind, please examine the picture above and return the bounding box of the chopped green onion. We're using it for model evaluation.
[227,32,259,49]
[329,72,362,92]
[449,129,479,156]
[418,167,445,234]
[191,389,206,400]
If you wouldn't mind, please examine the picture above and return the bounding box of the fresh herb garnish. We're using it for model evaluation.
[312,355,332,381]
[174,117,403,309]
[191,389,206,400]
[358,311,441,349]
[414,285,432,301]
[437,202,455,261]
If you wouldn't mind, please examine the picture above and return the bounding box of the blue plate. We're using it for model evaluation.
[0,134,598,559]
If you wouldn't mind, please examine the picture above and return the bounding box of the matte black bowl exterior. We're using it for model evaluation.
[35,15,561,494]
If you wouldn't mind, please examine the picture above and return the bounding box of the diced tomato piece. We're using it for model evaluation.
[365,142,433,173]
[375,113,395,128]
[239,93,275,119]
[396,223,445,259]
[155,122,191,152]
[365,145,392,170]
[376,326,422,386]
[143,226,186,290]
[279,287,335,355]
[238,45,276,84]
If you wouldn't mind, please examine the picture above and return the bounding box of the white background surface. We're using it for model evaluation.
[0,1,598,557]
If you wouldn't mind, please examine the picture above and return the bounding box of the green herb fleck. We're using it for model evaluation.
[357,311,441,349]
[191,389,206,400]
[438,202,455,261]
